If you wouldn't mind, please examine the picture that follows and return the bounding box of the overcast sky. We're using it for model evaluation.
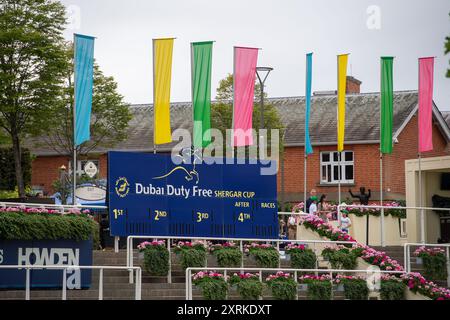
[61,0,450,110]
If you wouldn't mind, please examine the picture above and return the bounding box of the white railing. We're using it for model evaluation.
[184,267,406,300]
[337,204,450,247]
[126,235,357,284]
[403,242,450,287]
[0,202,108,213]
[0,265,142,300]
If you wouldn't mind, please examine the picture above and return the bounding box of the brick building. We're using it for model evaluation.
[26,77,450,203]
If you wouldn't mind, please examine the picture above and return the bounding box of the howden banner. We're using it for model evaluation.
[108,152,278,239]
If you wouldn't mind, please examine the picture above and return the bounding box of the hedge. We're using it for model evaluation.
[0,212,99,246]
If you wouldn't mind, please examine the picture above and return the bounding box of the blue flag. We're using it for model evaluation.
[305,53,313,155]
[74,34,95,146]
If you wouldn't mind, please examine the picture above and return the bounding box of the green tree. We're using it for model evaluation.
[211,74,284,157]
[0,0,68,197]
[446,13,450,77]
[41,50,132,157]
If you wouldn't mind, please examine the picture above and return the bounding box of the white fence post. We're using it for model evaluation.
[25,268,30,300]
[62,268,67,300]
[99,268,103,300]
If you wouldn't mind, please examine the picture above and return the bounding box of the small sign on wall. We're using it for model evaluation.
[84,161,98,178]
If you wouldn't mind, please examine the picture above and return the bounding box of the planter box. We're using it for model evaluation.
[415,257,423,264]
[298,283,308,291]
[0,239,92,289]
[334,284,345,292]
[405,288,432,300]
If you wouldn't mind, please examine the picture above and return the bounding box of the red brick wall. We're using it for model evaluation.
[384,115,449,195]
[278,144,380,202]
[31,154,108,195]
[278,117,449,202]
[31,155,71,195]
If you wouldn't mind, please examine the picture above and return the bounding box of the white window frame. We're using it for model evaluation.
[320,151,354,184]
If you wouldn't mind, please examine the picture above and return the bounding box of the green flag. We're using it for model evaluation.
[380,57,394,154]
[191,41,213,148]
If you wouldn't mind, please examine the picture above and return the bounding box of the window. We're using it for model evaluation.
[320,151,354,184]
[68,160,100,177]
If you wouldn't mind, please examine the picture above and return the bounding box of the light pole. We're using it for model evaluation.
[256,67,273,161]
[255,67,273,130]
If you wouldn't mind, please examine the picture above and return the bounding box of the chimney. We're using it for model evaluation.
[346,76,361,94]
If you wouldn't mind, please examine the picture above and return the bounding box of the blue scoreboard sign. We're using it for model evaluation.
[108,151,278,239]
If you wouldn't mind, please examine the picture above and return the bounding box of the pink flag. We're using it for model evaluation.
[233,46,258,146]
[418,57,435,153]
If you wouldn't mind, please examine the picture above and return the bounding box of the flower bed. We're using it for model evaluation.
[380,275,406,300]
[192,271,228,300]
[298,274,332,300]
[209,242,242,267]
[266,271,297,300]
[321,245,361,270]
[402,273,450,300]
[335,275,368,300]
[301,214,356,242]
[173,241,207,270]
[0,206,99,247]
[138,240,169,276]
[244,243,279,268]
[413,246,448,281]
[359,246,403,271]
[285,243,316,270]
[299,214,450,300]
[229,273,263,300]
[346,201,406,219]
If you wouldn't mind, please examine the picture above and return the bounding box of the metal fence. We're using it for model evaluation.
[403,242,450,287]
[184,267,406,300]
[126,235,357,284]
[0,265,142,300]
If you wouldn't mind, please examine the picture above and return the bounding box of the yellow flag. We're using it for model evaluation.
[337,54,349,152]
[153,38,174,145]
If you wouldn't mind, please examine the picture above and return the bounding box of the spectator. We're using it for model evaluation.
[305,189,317,213]
[287,214,298,240]
[318,194,330,222]
[309,196,318,215]
[339,210,352,233]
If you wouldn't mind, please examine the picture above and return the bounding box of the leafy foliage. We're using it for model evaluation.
[306,280,332,300]
[446,13,450,78]
[142,245,169,276]
[211,74,284,158]
[420,253,448,280]
[288,247,317,270]
[193,275,228,300]
[174,245,207,270]
[322,247,358,270]
[0,148,32,191]
[0,212,99,244]
[380,280,406,300]
[213,247,242,267]
[266,277,297,300]
[229,275,263,300]
[248,247,280,268]
[342,278,369,300]
[42,60,132,156]
[0,0,69,197]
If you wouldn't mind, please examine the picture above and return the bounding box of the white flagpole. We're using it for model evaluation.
[380,152,385,246]
[338,152,341,206]
[153,39,157,155]
[304,154,307,206]
[72,34,77,205]
[419,152,424,243]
